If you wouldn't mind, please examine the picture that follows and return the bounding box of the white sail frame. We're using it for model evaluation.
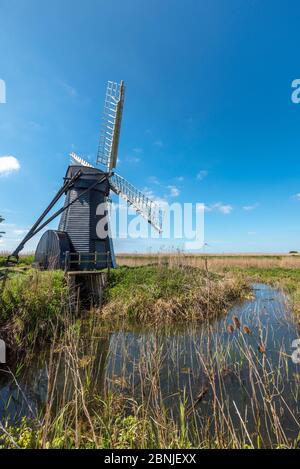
[110,172,163,233]
[97,80,125,171]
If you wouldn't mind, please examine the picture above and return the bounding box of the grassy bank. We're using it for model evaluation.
[231,266,300,293]
[1,306,298,449]
[224,267,300,321]
[100,266,248,324]
[1,263,299,351]
[0,263,299,448]
[0,270,67,349]
[0,265,248,349]
[0,254,34,268]
[0,395,197,449]
[117,253,300,321]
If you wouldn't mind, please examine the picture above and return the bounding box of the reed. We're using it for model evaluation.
[1,292,299,449]
[0,265,249,350]
[1,258,299,449]
[116,253,300,270]
[100,266,248,325]
[0,269,67,349]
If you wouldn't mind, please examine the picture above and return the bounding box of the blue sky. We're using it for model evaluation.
[1,0,300,253]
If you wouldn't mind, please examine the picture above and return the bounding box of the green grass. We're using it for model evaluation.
[0,254,34,267]
[225,266,300,291]
[1,264,298,351]
[0,397,193,449]
[0,269,67,348]
[107,265,197,299]
[101,265,248,324]
[1,264,299,449]
[224,267,300,319]
[0,265,249,348]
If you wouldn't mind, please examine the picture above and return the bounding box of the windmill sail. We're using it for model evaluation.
[97,80,125,171]
[10,79,165,272]
[70,152,94,168]
[109,172,163,233]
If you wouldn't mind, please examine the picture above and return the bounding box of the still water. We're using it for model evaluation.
[1,284,300,447]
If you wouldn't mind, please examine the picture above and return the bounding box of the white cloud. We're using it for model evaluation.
[215,203,232,214]
[292,193,300,200]
[206,202,233,215]
[153,139,163,147]
[13,229,28,235]
[141,186,156,199]
[59,80,77,98]
[133,147,143,154]
[27,121,44,132]
[0,156,20,176]
[167,185,180,197]
[140,186,167,207]
[197,170,208,181]
[0,223,49,252]
[247,231,257,236]
[125,156,140,163]
[176,176,184,182]
[1,208,17,214]
[148,176,160,185]
[243,203,259,211]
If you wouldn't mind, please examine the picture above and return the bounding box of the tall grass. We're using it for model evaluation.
[116,253,300,270]
[1,297,299,449]
[0,253,34,268]
[0,270,67,349]
[0,265,249,349]
[116,254,300,321]
[1,260,299,448]
[100,266,248,324]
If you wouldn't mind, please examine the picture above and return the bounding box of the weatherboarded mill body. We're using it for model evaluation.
[35,165,114,270]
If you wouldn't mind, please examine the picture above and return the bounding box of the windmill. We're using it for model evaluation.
[8,80,163,270]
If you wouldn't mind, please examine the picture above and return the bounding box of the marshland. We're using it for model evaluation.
[0,253,300,449]
[2,0,300,456]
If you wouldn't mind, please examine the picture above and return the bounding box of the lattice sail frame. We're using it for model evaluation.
[69,153,163,233]
[110,172,163,233]
[70,152,93,167]
[97,80,125,171]
[69,81,164,234]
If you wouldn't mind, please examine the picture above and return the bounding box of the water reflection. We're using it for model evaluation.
[1,284,299,447]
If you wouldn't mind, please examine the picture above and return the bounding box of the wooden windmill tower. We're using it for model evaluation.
[9,81,163,270]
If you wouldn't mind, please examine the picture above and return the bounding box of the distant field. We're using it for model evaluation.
[0,252,34,267]
[2,251,300,270]
[116,253,300,270]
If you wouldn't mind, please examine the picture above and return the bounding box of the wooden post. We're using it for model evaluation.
[107,251,110,279]
[65,251,70,272]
